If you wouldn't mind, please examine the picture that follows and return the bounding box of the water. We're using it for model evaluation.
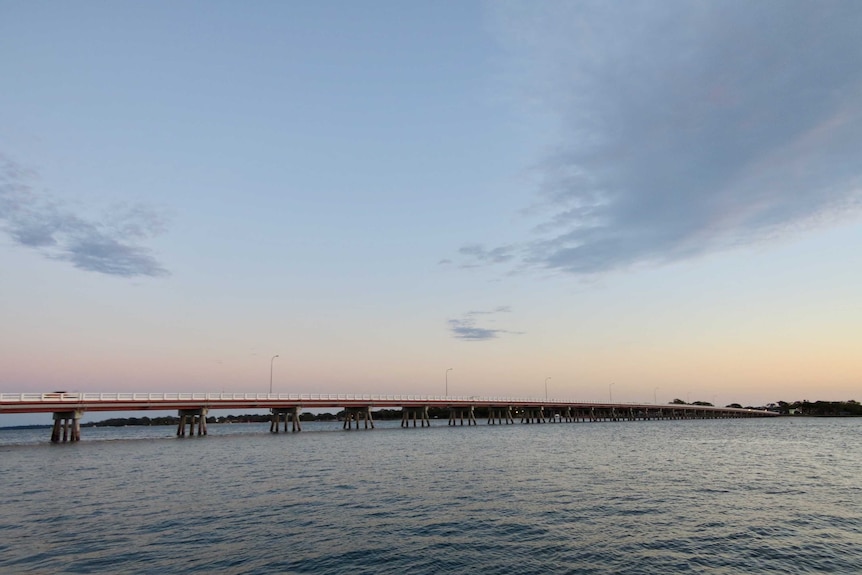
[1,418,860,574]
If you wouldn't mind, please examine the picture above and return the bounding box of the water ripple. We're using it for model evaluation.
[1,419,861,573]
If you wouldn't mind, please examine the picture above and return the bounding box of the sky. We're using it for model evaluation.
[2,0,861,426]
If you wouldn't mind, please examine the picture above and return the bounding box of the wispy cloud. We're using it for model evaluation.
[457,244,516,267]
[448,306,522,341]
[0,155,170,277]
[463,1,862,275]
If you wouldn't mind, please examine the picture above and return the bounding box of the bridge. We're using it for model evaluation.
[0,392,777,443]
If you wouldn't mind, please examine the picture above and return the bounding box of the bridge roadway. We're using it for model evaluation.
[1,392,777,443]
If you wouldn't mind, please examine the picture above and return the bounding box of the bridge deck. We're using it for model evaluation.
[1,392,775,416]
[1,392,777,444]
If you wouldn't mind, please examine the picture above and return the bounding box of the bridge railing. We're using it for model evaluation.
[3,392,559,403]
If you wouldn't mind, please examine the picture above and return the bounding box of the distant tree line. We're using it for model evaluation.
[81,406,507,427]
[669,398,862,416]
[83,407,455,427]
[670,399,715,406]
[83,416,179,427]
[771,400,862,416]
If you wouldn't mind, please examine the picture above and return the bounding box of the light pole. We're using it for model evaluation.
[445,368,453,397]
[270,355,279,395]
[654,387,659,404]
[545,377,551,400]
[609,382,615,403]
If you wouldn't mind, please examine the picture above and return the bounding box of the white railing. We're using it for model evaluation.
[1,392,555,403]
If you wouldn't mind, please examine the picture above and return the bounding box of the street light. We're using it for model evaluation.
[445,368,453,397]
[270,355,279,395]
[654,387,659,404]
[545,377,551,400]
[609,382,615,403]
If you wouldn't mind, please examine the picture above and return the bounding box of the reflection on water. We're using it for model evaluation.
[1,418,861,574]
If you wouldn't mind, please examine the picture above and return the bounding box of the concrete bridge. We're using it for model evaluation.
[0,392,778,443]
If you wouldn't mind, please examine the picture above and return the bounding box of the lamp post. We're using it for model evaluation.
[445,368,453,397]
[545,377,551,401]
[609,382,615,403]
[654,387,659,404]
[270,355,279,395]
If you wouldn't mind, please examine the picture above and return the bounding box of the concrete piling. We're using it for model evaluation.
[520,406,546,424]
[401,406,430,428]
[486,406,514,424]
[176,408,208,437]
[50,410,83,443]
[270,407,302,432]
[342,407,374,430]
[448,406,477,426]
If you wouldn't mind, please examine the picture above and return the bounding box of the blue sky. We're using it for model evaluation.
[2,1,861,425]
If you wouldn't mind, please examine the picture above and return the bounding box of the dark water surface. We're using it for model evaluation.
[1,418,860,574]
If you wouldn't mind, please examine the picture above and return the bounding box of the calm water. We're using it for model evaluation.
[1,418,860,574]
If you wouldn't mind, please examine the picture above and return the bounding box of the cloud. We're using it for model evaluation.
[448,306,522,341]
[0,155,169,277]
[465,1,862,275]
[458,244,516,266]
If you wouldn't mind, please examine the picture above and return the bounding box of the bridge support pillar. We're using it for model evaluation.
[520,407,546,424]
[51,410,84,443]
[342,407,374,430]
[448,406,477,426]
[270,407,301,432]
[487,406,514,424]
[176,408,208,437]
[401,406,430,428]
